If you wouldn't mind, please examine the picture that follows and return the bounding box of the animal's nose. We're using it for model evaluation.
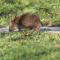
[14,29,19,31]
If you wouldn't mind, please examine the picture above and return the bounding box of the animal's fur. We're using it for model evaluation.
[9,13,42,32]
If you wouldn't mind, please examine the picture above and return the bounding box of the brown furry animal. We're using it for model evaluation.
[9,13,42,32]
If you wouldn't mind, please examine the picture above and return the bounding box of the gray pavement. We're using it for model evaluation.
[0,26,60,33]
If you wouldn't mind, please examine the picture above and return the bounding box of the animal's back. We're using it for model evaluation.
[19,13,41,27]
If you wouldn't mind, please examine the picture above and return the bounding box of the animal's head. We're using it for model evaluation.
[9,16,20,32]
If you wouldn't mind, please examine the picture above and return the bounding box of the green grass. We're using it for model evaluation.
[0,32,60,60]
[0,0,60,60]
[0,0,60,26]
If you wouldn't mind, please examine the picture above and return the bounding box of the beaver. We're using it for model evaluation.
[9,13,42,32]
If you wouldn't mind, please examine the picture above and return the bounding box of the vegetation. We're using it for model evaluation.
[0,0,60,60]
[0,32,60,60]
[0,0,60,26]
